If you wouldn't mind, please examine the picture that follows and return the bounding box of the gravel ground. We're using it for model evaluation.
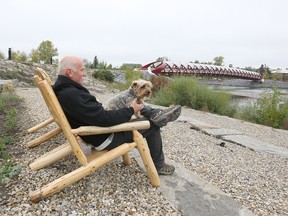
[1,76,288,215]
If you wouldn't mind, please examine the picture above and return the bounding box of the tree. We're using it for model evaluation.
[93,56,99,69]
[11,50,28,62]
[98,61,107,70]
[0,50,5,60]
[29,49,40,63]
[156,56,169,62]
[36,40,58,64]
[107,64,113,69]
[213,56,224,66]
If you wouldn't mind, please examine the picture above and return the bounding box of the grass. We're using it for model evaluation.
[99,74,288,130]
[0,89,21,183]
[236,88,288,129]
[151,77,237,117]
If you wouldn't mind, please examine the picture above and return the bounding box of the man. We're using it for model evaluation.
[53,56,181,175]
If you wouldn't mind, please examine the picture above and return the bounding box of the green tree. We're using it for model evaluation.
[156,56,169,62]
[213,56,224,66]
[11,50,28,62]
[0,51,5,60]
[29,49,40,63]
[107,64,113,69]
[93,56,99,69]
[98,61,107,70]
[36,40,58,64]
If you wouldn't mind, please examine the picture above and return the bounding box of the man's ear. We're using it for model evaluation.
[66,69,72,77]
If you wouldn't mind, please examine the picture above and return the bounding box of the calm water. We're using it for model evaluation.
[209,86,288,107]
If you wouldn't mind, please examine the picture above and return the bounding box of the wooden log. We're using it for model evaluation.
[71,121,150,136]
[30,142,72,170]
[122,153,132,165]
[29,142,136,203]
[133,130,160,187]
[27,117,54,133]
[39,80,88,166]
[26,127,62,148]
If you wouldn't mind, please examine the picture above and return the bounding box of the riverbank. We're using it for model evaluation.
[198,78,288,89]
[0,84,287,215]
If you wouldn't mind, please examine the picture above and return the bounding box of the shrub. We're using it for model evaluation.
[237,88,288,129]
[150,76,170,93]
[152,77,235,116]
[112,70,144,92]
[255,88,287,128]
[92,69,114,82]
[0,162,21,183]
[5,108,16,130]
[126,70,142,82]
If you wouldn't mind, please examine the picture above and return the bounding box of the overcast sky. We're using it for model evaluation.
[1,0,287,69]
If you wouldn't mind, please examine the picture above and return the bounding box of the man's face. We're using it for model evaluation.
[70,60,86,85]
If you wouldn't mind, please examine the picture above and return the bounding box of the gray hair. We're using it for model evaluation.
[58,56,81,76]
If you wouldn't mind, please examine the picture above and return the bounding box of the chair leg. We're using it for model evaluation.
[26,127,62,148]
[27,117,54,133]
[122,153,132,165]
[133,130,160,187]
[29,142,136,203]
[30,142,72,170]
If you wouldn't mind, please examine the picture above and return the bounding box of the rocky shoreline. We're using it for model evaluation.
[0,80,286,215]
[0,60,288,215]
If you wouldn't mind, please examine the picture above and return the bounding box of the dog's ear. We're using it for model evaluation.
[131,80,138,89]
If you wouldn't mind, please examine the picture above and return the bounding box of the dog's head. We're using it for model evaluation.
[130,79,153,99]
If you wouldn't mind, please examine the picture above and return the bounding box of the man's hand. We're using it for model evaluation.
[130,98,144,114]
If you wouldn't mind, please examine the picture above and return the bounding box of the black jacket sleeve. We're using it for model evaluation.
[57,86,134,128]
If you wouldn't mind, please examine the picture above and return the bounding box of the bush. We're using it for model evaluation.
[112,70,144,92]
[0,90,21,183]
[150,76,170,93]
[0,162,21,183]
[5,108,16,130]
[92,69,114,82]
[237,88,288,129]
[125,70,142,82]
[152,77,235,116]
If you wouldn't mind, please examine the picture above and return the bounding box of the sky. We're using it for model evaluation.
[0,0,287,69]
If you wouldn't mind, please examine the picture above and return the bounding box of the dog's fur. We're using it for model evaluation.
[106,79,153,118]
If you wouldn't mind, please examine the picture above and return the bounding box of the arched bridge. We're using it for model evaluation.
[140,61,263,81]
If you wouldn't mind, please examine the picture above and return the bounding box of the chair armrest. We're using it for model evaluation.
[71,120,150,136]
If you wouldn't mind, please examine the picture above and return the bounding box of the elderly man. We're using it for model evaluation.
[53,56,181,175]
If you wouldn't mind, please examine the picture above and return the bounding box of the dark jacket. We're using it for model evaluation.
[53,75,134,146]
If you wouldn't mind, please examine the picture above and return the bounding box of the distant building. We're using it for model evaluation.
[271,68,288,73]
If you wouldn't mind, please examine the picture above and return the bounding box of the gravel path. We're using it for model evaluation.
[1,77,288,215]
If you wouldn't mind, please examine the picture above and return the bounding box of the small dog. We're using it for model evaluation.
[106,79,153,118]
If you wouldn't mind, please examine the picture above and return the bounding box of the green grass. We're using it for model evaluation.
[152,77,236,117]
[0,89,21,182]
[236,88,288,129]
[99,74,288,130]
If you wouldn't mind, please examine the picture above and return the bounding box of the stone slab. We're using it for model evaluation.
[222,134,288,158]
[177,116,218,129]
[135,157,253,216]
[202,128,242,137]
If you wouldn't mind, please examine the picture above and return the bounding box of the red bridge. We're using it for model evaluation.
[140,61,263,81]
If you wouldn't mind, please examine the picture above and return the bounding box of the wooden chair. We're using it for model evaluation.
[26,68,62,148]
[29,71,160,203]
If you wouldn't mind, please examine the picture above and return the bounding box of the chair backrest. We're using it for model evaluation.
[36,76,88,165]
[35,67,52,85]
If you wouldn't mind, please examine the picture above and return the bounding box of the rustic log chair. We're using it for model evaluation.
[29,70,160,203]
[26,68,62,148]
